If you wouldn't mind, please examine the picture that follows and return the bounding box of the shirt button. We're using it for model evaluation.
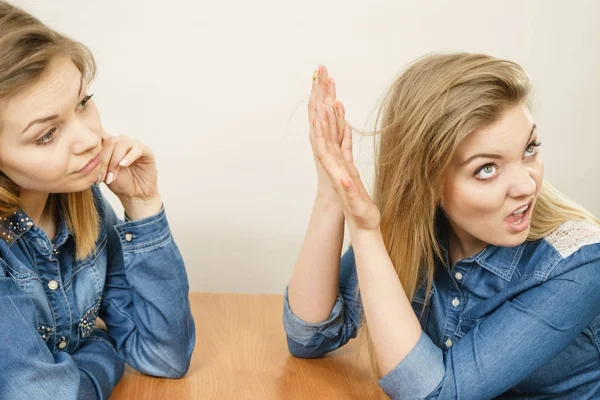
[455,272,463,281]
[47,280,59,291]
[124,232,134,242]
[57,337,68,350]
[445,338,453,348]
[452,298,460,307]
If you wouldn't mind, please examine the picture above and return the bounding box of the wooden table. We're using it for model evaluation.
[111,293,387,399]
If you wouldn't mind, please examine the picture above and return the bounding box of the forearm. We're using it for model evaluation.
[288,193,345,323]
[350,227,422,375]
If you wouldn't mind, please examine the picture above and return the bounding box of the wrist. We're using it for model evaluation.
[315,191,343,212]
[348,224,383,245]
[120,194,162,220]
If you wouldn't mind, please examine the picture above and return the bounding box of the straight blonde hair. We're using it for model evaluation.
[364,52,599,377]
[0,1,99,259]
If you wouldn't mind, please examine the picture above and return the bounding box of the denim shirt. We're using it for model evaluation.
[0,185,195,400]
[283,220,600,399]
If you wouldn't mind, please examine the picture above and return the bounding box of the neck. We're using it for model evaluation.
[447,223,487,266]
[20,189,56,238]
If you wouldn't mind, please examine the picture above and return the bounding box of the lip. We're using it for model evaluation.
[76,152,101,174]
[505,199,534,233]
[508,199,534,217]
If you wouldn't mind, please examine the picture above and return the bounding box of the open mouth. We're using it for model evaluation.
[504,200,534,232]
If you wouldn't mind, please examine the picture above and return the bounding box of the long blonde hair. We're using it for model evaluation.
[364,52,598,376]
[0,1,99,259]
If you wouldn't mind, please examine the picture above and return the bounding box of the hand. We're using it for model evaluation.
[309,65,346,198]
[98,132,159,205]
[313,103,381,232]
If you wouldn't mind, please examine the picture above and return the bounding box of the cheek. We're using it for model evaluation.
[85,103,104,135]
[0,149,68,187]
[444,177,506,221]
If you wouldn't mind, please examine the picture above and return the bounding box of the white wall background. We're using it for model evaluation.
[15,0,600,293]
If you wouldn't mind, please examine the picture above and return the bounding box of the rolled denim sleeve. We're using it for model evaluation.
[283,247,363,358]
[378,332,444,399]
[99,197,195,379]
[0,275,123,400]
[378,246,600,400]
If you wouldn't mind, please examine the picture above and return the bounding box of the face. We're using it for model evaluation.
[0,56,103,195]
[442,104,544,255]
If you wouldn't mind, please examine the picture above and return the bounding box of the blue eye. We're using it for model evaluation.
[524,141,541,157]
[475,164,497,180]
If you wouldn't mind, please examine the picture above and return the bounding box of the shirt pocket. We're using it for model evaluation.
[4,258,41,298]
[67,237,107,321]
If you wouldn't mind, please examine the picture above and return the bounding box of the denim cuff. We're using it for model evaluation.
[283,286,345,346]
[113,206,171,253]
[378,331,444,400]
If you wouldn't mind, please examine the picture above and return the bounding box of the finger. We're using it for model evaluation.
[105,140,134,185]
[314,119,340,177]
[324,105,341,158]
[315,65,329,106]
[317,103,335,157]
[110,144,144,184]
[341,122,354,163]
[324,76,337,108]
[341,175,372,219]
[98,136,118,183]
[119,145,144,168]
[340,176,362,212]
[308,65,323,120]
[334,101,345,145]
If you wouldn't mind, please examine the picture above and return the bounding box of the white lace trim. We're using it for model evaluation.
[545,220,600,258]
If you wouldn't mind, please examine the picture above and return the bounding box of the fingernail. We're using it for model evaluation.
[119,159,128,167]
[105,172,114,185]
[96,173,102,185]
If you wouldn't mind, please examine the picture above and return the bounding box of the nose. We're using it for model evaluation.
[507,166,536,199]
[69,120,101,155]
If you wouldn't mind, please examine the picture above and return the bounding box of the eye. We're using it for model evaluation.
[475,164,498,181]
[77,94,94,111]
[36,128,57,146]
[524,141,541,158]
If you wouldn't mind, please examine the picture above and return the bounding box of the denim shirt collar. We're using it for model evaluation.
[467,243,527,281]
[436,211,527,281]
[0,208,71,248]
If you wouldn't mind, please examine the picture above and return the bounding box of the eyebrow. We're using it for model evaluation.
[21,77,84,135]
[460,123,537,167]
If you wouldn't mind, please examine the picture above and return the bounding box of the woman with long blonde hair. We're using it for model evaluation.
[0,2,194,398]
[284,54,600,399]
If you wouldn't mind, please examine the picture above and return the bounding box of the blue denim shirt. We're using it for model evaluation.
[283,220,600,399]
[0,185,195,399]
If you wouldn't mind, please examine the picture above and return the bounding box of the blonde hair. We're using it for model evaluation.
[364,52,599,377]
[0,1,99,259]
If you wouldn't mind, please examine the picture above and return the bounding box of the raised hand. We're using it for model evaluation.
[98,132,159,206]
[313,101,381,231]
[309,65,346,198]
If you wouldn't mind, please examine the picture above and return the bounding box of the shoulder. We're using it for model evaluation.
[543,220,600,259]
[533,220,600,282]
